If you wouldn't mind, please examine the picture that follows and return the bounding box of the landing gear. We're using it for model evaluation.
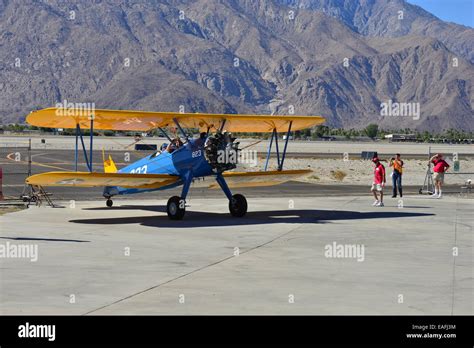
[106,198,113,207]
[167,196,186,220]
[164,171,248,220]
[215,173,247,218]
[166,171,192,220]
[229,194,247,217]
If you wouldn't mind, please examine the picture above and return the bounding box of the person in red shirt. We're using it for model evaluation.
[371,157,386,207]
[429,153,450,198]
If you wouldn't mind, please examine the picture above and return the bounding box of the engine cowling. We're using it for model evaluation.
[204,132,240,173]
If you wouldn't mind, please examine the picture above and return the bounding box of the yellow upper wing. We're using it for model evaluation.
[26,107,325,133]
[26,172,179,189]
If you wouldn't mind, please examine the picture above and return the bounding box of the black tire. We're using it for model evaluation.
[167,196,186,220]
[106,199,113,207]
[418,189,423,194]
[229,194,247,217]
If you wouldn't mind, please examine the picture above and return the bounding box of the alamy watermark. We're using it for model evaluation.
[380,99,420,120]
[18,322,55,341]
[324,242,365,262]
[217,149,258,167]
[55,99,96,118]
[0,242,38,262]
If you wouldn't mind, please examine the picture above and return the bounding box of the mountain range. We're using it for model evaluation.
[0,0,472,131]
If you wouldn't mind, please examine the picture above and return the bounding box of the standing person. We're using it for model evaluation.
[430,153,450,198]
[389,153,404,198]
[371,157,386,207]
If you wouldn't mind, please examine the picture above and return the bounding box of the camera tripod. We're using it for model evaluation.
[419,163,434,195]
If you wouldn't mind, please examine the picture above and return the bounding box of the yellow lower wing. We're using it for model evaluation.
[207,169,312,189]
[26,172,179,189]
[26,169,310,190]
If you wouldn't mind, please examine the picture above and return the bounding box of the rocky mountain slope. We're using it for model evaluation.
[0,0,472,131]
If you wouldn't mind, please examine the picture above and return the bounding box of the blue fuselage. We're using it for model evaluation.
[103,138,213,197]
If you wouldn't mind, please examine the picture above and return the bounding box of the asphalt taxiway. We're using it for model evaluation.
[0,148,460,200]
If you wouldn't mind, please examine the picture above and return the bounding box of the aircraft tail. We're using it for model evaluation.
[102,149,118,173]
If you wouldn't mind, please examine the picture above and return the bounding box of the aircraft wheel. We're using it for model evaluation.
[106,199,113,207]
[167,196,186,220]
[229,194,247,217]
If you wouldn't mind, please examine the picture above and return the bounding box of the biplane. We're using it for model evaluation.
[25,108,325,219]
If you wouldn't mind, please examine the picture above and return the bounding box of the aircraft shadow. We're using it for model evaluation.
[0,236,90,243]
[84,205,167,213]
[70,208,435,228]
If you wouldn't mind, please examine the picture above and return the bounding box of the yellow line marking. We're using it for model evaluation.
[6,153,69,171]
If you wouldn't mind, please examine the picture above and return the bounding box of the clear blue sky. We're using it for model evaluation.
[408,0,473,27]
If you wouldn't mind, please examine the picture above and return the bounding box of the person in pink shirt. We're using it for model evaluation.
[429,153,450,198]
[371,157,386,207]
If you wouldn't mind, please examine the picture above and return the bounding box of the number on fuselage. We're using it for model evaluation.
[130,165,148,174]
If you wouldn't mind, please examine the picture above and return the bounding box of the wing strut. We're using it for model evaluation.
[173,118,189,142]
[74,116,95,172]
[219,119,227,132]
[264,128,275,171]
[274,128,280,167]
[90,116,94,171]
[264,121,293,172]
[158,127,173,142]
[75,124,79,171]
[279,121,293,171]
